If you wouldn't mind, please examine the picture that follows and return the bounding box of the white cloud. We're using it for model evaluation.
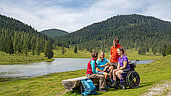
[0,0,170,32]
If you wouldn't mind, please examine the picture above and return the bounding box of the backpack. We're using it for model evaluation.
[80,78,98,95]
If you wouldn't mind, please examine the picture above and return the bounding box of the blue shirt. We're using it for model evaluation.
[90,60,96,74]
[118,55,130,70]
[96,58,108,71]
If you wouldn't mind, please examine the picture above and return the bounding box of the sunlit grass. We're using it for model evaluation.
[0,51,53,65]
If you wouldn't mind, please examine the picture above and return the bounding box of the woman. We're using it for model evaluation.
[113,47,131,82]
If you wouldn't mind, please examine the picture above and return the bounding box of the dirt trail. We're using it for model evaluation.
[141,81,171,96]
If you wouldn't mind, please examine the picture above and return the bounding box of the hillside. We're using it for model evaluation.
[57,14,171,52]
[0,14,53,55]
[40,29,68,38]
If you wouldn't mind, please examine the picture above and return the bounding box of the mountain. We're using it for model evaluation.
[57,14,171,52]
[40,29,68,38]
[0,14,54,55]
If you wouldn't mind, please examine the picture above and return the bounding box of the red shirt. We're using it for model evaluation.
[86,57,97,74]
[110,44,122,63]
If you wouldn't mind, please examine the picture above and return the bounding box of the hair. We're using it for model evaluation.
[113,38,119,43]
[100,51,104,55]
[91,51,98,58]
[118,47,124,54]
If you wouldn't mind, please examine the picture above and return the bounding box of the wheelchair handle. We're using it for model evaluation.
[135,60,139,66]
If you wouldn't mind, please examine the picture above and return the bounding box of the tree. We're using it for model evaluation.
[162,44,167,57]
[62,45,65,54]
[44,40,54,59]
[13,32,18,54]
[146,44,149,52]
[23,36,29,56]
[138,47,146,55]
[6,37,14,55]
[36,39,41,56]
[31,36,36,56]
[74,45,77,53]
[152,48,157,55]
[166,45,171,55]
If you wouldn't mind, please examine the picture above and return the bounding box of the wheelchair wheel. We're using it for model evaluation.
[126,71,140,88]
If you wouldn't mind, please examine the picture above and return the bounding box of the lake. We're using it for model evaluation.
[0,58,154,78]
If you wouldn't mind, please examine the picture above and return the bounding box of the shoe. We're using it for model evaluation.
[109,78,114,84]
[99,89,107,92]
[110,81,117,87]
[106,85,110,89]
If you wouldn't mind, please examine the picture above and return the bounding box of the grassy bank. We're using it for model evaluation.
[0,51,53,65]
[0,54,170,96]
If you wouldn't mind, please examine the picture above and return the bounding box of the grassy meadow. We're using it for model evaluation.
[0,51,53,65]
[0,48,170,96]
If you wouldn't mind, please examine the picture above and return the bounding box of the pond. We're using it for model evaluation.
[0,58,154,78]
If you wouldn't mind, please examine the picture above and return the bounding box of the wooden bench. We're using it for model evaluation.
[62,76,99,91]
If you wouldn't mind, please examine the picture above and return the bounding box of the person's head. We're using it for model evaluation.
[117,47,124,55]
[91,51,98,60]
[113,38,119,46]
[99,51,105,60]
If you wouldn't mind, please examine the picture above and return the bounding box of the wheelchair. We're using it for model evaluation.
[111,60,140,89]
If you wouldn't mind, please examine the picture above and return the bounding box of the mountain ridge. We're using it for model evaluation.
[40,28,68,38]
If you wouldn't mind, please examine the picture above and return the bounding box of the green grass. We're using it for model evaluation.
[54,46,91,58]
[0,50,170,96]
[0,51,54,65]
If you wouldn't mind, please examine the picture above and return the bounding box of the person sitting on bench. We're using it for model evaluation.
[86,51,107,92]
[96,51,112,81]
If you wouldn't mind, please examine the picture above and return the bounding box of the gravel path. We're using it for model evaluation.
[141,81,171,96]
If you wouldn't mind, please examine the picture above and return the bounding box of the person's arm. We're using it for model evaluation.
[117,62,120,70]
[90,60,96,74]
[103,66,109,71]
[96,67,103,72]
[110,47,112,59]
[120,61,127,70]
[100,62,109,67]
[120,56,128,70]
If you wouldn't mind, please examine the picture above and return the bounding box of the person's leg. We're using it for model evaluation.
[116,70,123,80]
[94,74,106,90]
[109,66,114,78]
[113,70,117,81]
[103,72,108,80]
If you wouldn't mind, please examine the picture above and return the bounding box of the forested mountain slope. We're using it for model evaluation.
[58,14,171,52]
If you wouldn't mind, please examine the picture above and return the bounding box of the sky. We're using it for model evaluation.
[0,0,171,32]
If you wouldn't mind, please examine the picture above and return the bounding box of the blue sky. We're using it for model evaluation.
[0,0,171,32]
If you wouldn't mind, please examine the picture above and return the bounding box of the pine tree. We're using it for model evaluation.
[6,37,14,55]
[146,44,149,52]
[162,44,167,57]
[13,32,18,54]
[31,36,36,56]
[44,40,54,59]
[138,47,146,55]
[152,48,157,55]
[23,36,29,56]
[36,39,41,56]
[74,45,77,53]
[166,45,171,55]
[62,45,65,54]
